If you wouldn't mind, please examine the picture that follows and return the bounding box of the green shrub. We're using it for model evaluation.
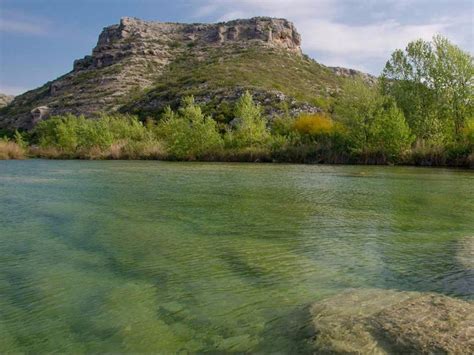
[37,115,96,151]
[156,97,223,159]
[370,103,414,160]
[310,96,333,111]
[224,91,269,148]
[14,130,28,149]
[33,113,157,158]
[334,81,414,161]
[271,116,294,137]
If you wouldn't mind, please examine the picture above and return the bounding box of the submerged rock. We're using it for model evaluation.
[442,235,474,297]
[457,236,474,270]
[309,289,474,354]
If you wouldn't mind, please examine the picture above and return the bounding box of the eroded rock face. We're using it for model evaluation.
[329,66,377,85]
[73,16,301,73]
[310,289,474,354]
[31,106,50,125]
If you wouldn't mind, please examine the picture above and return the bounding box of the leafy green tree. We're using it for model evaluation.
[99,114,151,142]
[35,114,82,151]
[382,35,473,143]
[34,114,151,153]
[226,91,269,148]
[431,36,474,139]
[371,101,414,159]
[334,80,382,150]
[335,80,413,159]
[157,96,223,159]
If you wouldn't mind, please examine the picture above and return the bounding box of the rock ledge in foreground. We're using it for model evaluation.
[310,289,474,354]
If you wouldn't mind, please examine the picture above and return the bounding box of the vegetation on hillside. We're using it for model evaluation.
[123,45,342,120]
[1,36,472,167]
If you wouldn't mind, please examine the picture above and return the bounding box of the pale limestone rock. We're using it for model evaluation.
[310,289,474,354]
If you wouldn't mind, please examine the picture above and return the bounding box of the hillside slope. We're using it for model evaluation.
[0,17,373,131]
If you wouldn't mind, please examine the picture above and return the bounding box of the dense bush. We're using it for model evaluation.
[35,115,111,151]
[32,114,161,159]
[156,96,223,159]
[224,91,269,148]
[293,113,334,136]
[35,114,153,150]
[334,80,414,162]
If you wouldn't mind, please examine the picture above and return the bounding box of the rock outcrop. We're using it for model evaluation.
[0,94,14,108]
[74,17,301,74]
[329,66,377,85]
[309,289,474,354]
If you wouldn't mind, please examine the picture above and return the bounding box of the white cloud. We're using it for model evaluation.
[192,0,472,74]
[299,19,447,57]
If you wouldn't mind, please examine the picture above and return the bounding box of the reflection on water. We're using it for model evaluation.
[0,160,473,352]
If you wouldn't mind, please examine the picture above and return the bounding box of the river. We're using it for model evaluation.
[0,160,472,352]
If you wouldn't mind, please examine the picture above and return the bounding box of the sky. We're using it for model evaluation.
[0,0,472,95]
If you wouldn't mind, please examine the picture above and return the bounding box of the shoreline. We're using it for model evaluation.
[2,156,473,170]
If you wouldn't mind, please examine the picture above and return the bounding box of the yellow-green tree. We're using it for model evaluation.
[225,91,269,148]
[157,96,223,159]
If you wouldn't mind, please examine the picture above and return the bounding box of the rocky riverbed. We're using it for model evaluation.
[309,288,473,354]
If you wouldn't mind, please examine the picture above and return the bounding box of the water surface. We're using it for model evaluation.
[0,161,473,352]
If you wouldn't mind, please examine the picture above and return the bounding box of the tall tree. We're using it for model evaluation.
[334,80,413,159]
[157,96,223,159]
[227,91,269,148]
[382,35,473,143]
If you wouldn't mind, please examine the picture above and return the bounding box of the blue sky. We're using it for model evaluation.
[0,0,472,95]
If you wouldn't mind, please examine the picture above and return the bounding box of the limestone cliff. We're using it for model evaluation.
[0,16,369,130]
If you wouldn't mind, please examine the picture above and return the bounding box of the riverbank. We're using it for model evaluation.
[1,141,473,168]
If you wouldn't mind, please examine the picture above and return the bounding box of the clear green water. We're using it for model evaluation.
[0,160,473,353]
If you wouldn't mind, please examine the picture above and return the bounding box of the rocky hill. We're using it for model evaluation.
[0,17,373,130]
